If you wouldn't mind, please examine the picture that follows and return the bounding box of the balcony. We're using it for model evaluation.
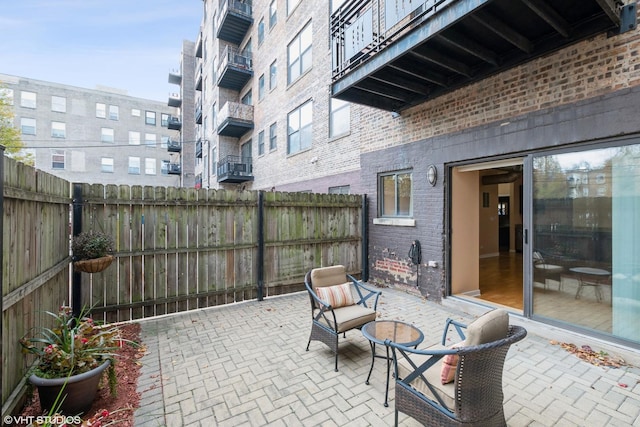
[168,69,182,85]
[195,105,203,124]
[168,163,181,175]
[195,64,203,91]
[168,93,181,108]
[196,138,203,158]
[216,0,253,45]
[167,139,181,153]
[217,155,254,184]
[167,116,182,130]
[217,45,253,91]
[195,30,203,58]
[331,0,634,112]
[217,101,254,138]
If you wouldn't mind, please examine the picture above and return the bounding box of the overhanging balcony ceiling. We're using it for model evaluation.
[331,0,633,112]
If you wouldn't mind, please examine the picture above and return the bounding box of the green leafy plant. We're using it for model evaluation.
[72,230,114,261]
[20,306,120,396]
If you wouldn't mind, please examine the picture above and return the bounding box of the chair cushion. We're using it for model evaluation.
[398,354,456,409]
[311,265,348,288]
[316,283,355,308]
[465,309,509,346]
[315,304,377,333]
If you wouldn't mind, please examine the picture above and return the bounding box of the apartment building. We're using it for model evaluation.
[172,0,640,349]
[1,73,182,186]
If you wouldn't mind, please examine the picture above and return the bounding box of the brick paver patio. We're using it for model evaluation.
[133,287,640,426]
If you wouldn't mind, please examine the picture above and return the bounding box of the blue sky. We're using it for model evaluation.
[0,1,202,102]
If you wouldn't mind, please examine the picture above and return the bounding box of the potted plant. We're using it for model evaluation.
[72,230,115,273]
[19,306,120,415]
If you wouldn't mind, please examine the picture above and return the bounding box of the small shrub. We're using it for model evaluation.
[72,230,114,260]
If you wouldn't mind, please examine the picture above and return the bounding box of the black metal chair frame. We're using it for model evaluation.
[305,269,381,371]
[386,318,527,426]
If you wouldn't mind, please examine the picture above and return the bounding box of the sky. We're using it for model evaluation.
[0,0,202,102]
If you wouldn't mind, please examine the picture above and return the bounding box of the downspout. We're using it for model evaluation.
[362,194,369,282]
[1,145,4,405]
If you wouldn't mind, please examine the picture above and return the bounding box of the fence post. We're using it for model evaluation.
[0,145,4,405]
[71,183,83,318]
[257,191,264,301]
[362,194,369,282]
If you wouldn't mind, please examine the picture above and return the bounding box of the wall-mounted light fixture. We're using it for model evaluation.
[427,164,437,186]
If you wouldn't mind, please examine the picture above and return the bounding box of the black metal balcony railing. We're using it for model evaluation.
[216,0,253,45]
[167,139,181,153]
[217,45,253,91]
[217,155,254,184]
[168,93,181,108]
[196,138,203,158]
[168,163,181,175]
[330,0,630,112]
[217,101,254,138]
[167,116,182,130]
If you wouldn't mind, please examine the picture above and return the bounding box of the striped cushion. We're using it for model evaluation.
[441,351,459,384]
[316,283,355,308]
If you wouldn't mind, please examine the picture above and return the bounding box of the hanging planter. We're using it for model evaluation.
[73,255,115,273]
[71,230,115,274]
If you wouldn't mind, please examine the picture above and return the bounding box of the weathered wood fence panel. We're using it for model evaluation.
[3,156,363,413]
[2,157,71,415]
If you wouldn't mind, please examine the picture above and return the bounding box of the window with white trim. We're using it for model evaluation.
[379,170,413,217]
[21,91,36,108]
[101,128,114,143]
[51,121,66,138]
[287,22,312,84]
[21,117,36,135]
[145,158,156,175]
[128,157,141,174]
[129,131,140,145]
[52,150,65,169]
[101,157,114,173]
[144,133,156,147]
[96,103,106,118]
[51,96,66,113]
[287,100,312,154]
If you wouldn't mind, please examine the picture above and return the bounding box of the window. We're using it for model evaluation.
[101,128,114,143]
[258,17,265,44]
[145,111,156,125]
[101,157,114,173]
[129,131,140,145]
[211,147,217,175]
[287,0,300,15]
[379,171,413,217]
[145,133,156,147]
[269,0,277,27]
[269,60,277,90]
[330,98,350,137]
[329,185,350,194]
[96,103,106,118]
[242,90,253,105]
[21,91,36,108]
[52,150,65,169]
[131,108,141,117]
[258,130,265,155]
[51,121,66,138]
[21,118,36,135]
[161,160,170,175]
[258,74,265,100]
[287,23,312,84]
[1,88,14,105]
[108,105,119,120]
[287,100,312,154]
[145,158,156,175]
[51,96,66,113]
[128,157,141,174]
[269,122,277,150]
[161,113,169,127]
[161,136,169,148]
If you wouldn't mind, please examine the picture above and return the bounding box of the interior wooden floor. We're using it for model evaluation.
[477,252,523,310]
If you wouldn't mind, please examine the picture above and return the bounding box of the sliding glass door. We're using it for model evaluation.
[531,143,640,344]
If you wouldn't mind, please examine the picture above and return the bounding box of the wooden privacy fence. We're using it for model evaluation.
[2,154,364,414]
[73,185,364,324]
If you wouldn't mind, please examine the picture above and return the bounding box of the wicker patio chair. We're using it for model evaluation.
[386,309,527,426]
[305,265,381,371]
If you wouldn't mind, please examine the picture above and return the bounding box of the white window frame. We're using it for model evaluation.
[101,157,114,173]
[129,131,141,145]
[51,96,66,113]
[287,100,313,154]
[96,103,106,118]
[52,150,65,169]
[21,117,36,135]
[21,91,36,109]
[145,158,156,175]
[101,128,114,143]
[51,121,66,138]
[378,170,413,218]
[109,105,119,120]
[128,157,141,174]
[287,22,312,84]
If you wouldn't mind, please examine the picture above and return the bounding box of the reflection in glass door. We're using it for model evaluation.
[532,143,640,344]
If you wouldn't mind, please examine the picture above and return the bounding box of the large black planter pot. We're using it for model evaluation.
[29,360,110,415]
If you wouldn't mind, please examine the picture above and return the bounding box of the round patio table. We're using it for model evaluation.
[361,320,424,407]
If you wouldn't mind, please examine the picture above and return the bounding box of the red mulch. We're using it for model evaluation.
[17,322,144,426]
